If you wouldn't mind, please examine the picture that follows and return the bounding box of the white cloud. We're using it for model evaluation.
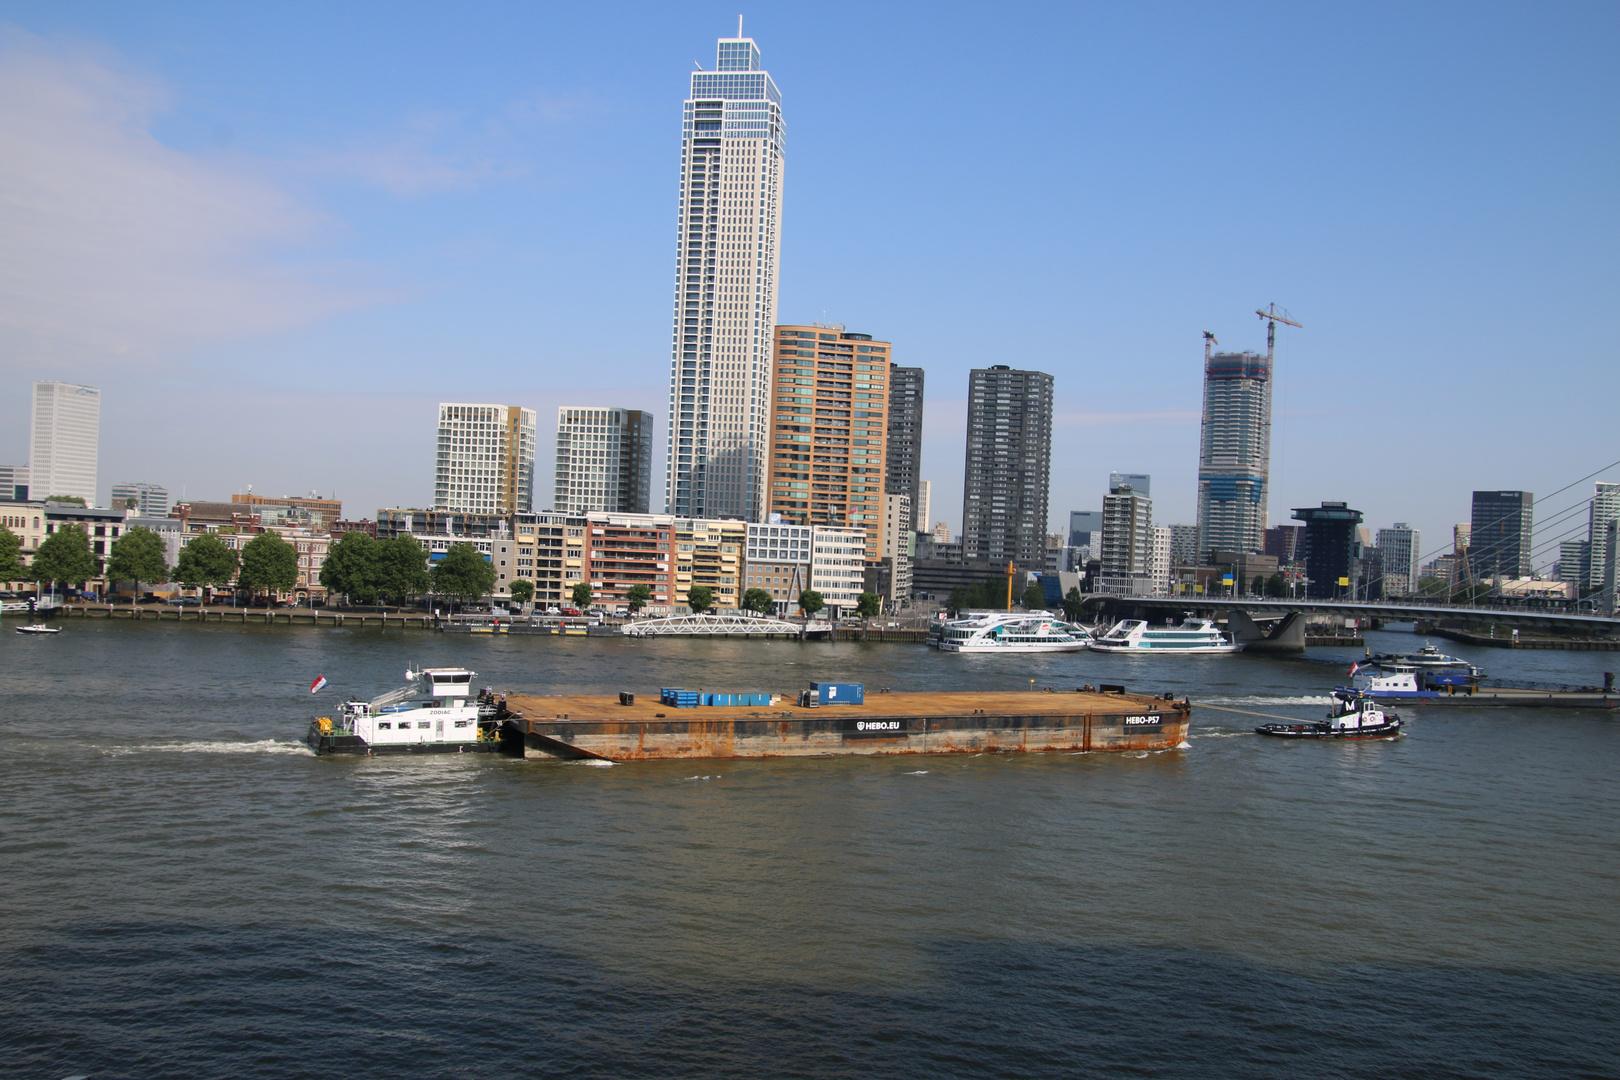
[0,29,369,372]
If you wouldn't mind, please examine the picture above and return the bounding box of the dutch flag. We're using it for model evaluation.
[310,674,329,694]
[1347,662,1360,677]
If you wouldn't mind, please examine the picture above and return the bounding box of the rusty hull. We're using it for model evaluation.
[501,689,1190,761]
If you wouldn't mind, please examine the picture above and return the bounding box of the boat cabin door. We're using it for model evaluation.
[435,719,444,739]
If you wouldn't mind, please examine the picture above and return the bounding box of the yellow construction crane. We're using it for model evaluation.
[1255,303,1303,363]
[1203,330,1218,362]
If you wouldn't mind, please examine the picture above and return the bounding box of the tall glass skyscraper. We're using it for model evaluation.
[1196,351,1271,556]
[665,29,785,520]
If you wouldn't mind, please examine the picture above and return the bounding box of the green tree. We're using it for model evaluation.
[1265,573,1287,598]
[105,526,170,589]
[0,525,23,581]
[44,495,87,506]
[1062,586,1084,622]
[175,533,239,590]
[1022,582,1046,610]
[798,589,825,618]
[741,587,774,615]
[376,535,430,604]
[31,524,101,589]
[509,579,534,606]
[571,581,594,609]
[433,543,496,604]
[1416,576,1448,598]
[625,583,652,612]
[856,592,882,618]
[320,531,379,603]
[686,584,713,612]
[238,532,300,597]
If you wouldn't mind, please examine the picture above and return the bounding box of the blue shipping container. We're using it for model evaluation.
[810,681,865,705]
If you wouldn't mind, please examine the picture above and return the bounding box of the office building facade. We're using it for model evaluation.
[1586,482,1620,590]
[434,403,536,515]
[0,465,28,502]
[1108,472,1151,497]
[961,366,1054,568]
[1293,501,1364,599]
[1469,491,1533,580]
[665,31,785,521]
[1374,523,1421,595]
[1099,482,1153,594]
[31,381,100,506]
[810,526,866,614]
[884,364,925,520]
[745,521,811,614]
[553,407,654,515]
[111,482,170,517]
[1196,352,1271,556]
[767,325,890,564]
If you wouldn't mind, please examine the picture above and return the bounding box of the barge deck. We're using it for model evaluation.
[500,688,1190,761]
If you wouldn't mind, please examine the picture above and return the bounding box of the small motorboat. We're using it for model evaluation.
[1255,688,1402,739]
[14,623,62,635]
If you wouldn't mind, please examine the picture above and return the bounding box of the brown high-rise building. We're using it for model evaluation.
[766,324,891,564]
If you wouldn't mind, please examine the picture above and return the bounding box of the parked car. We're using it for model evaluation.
[167,596,201,606]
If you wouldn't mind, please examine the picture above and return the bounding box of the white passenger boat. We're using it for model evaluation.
[305,667,506,756]
[1255,688,1403,739]
[1087,618,1241,654]
[936,612,1092,653]
[14,623,61,635]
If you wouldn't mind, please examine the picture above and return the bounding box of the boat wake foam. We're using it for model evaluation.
[573,759,617,767]
[102,739,314,757]
[903,770,928,775]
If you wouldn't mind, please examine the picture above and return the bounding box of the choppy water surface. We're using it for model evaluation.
[2,621,1617,1079]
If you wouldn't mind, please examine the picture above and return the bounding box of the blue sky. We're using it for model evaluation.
[1,1,1615,570]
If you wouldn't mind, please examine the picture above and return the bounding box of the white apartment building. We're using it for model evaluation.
[1149,525,1173,598]
[810,526,865,615]
[665,29,785,521]
[553,407,654,515]
[434,403,536,515]
[878,492,913,605]
[31,381,100,506]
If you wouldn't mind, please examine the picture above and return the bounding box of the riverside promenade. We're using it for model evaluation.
[42,603,436,629]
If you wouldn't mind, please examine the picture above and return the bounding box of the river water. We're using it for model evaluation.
[1,621,1616,1079]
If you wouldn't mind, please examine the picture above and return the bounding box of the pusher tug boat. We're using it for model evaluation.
[1254,688,1403,740]
[306,667,506,756]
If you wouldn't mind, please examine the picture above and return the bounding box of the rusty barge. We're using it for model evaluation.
[498,687,1191,761]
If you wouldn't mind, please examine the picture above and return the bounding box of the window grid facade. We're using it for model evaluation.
[1196,351,1271,556]
[961,366,1054,569]
[767,325,891,564]
[434,404,536,516]
[31,381,100,506]
[666,33,786,521]
[553,408,653,516]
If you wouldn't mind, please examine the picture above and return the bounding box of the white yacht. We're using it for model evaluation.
[306,667,506,756]
[1087,618,1241,654]
[936,612,1092,653]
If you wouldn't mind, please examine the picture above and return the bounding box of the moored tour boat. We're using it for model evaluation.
[1255,688,1403,739]
[936,611,1092,653]
[306,667,506,756]
[14,623,61,635]
[1088,618,1241,654]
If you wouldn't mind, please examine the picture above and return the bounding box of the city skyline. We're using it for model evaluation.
[0,5,1616,549]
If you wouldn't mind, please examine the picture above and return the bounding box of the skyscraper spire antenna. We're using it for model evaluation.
[738,15,744,37]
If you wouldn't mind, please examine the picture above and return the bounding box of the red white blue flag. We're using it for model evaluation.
[310,674,329,694]
[1347,662,1360,677]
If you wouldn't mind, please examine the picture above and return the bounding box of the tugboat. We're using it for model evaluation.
[1255,688,1403,740]
[306,667,508,755]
